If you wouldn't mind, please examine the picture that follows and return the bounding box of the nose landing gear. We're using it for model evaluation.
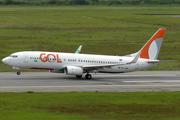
[17,71,21,75]
[12,67,21,75]
[17,69,21,75]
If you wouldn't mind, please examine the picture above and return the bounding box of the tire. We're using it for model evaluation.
[17,72,21,75]
[85,74,92,79]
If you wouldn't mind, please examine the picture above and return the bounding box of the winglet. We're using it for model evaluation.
[127,52,141,64]
[140,28,166,60]
[75,45,82,54]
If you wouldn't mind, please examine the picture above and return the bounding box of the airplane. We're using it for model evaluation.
[2,28,173,79]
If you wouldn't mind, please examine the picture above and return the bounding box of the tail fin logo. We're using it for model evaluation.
[140,28,166,60]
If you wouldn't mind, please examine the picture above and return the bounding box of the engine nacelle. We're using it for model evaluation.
[65,66,83,75]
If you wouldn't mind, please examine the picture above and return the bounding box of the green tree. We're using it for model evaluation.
[3,0,13,5]
[85,0,94,5]
[68,0,88,5]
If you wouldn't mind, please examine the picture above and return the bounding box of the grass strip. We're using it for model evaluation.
[0,91,180,120]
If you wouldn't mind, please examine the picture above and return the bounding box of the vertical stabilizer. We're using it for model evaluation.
[140,28,166,60]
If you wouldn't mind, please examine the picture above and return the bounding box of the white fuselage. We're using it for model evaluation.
[2,51,158,74]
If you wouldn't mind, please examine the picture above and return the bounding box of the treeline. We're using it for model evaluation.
[1,0,180,5]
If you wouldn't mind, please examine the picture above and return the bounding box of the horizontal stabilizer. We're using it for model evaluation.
[148,60,178,63]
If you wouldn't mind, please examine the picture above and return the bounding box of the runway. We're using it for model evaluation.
[0,71,180,92]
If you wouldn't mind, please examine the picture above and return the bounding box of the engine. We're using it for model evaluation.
[65,66,83,75]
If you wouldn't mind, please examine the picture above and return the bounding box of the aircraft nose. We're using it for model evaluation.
[2,58,6,63]
[2,57,9,65]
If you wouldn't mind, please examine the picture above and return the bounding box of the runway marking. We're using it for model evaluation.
[1,84,180,89]
[123,80,180,83]
[98,74,176,77]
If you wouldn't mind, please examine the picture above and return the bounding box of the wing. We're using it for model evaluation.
[81,52,141,70]
[82,63,126,70]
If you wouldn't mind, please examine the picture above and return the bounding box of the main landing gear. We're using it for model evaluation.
[76,74,92,79]
[85,70,92,79]
[85,74,92,79]
[76,71,92,79]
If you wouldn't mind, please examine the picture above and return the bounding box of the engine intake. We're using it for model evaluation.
[65,66,83,75]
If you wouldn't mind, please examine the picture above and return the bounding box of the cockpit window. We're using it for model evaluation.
[9,55,18,58]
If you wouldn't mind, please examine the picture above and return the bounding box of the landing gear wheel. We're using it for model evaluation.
[76,75,82,78]
[85,74,92,79]
[17,71,21,75]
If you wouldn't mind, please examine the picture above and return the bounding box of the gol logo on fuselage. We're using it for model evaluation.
[40,53,62,63]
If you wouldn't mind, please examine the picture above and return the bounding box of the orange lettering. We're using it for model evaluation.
[47,54,56,63]
[40,53,62,63]
[56,54,62,63]
[40,53,48,62]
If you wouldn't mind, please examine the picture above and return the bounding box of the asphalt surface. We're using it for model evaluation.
[0,71,180,92]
